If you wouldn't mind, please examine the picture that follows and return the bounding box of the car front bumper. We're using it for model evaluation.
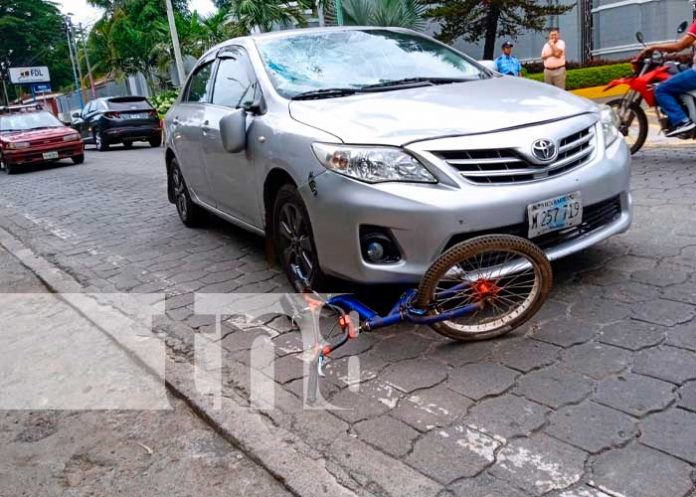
[4,141,84,166]
[303,135,632,284]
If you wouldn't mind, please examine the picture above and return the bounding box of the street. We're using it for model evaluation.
[0,141,695,497]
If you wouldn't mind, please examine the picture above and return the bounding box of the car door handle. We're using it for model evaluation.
[201,120,210,132]
[172,117,180,125]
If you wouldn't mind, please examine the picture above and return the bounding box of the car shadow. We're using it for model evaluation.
[1,160,79,175]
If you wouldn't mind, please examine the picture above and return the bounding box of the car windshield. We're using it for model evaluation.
[0,112,64,133]
[106,98,152,110]
[255,29,486,99]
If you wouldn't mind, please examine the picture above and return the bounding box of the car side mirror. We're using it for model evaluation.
[71,111,81,119]
[635,31,644,44]
[678,21,688,34]
[220,109,247,153]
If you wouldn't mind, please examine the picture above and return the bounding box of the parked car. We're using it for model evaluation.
[0,110,84,175]
[72,96,161,151]
[164,27,632,290]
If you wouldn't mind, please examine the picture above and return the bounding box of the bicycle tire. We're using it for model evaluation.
[415,235,552,341]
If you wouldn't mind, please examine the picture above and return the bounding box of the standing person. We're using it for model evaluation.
[541,29,566,89]
[495,41,522,76]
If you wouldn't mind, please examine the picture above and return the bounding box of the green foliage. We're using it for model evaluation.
[423,0,574,59]
[0,0,74,97]
[339,0,428,30]
[150,89,179,117]
[525,63,633,90]
[224,0,318,34]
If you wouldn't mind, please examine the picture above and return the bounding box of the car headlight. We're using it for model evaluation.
[63,133,80,142]
[7,141,30,149]
[600,105,621,148]
[311,143,437,184]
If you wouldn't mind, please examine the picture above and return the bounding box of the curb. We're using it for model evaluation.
[0,225,360,497]
[570,84,627,100]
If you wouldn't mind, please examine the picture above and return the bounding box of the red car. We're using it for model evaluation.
[0,110,84,175]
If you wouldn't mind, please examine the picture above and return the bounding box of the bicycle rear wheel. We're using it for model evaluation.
[415,235,552,341]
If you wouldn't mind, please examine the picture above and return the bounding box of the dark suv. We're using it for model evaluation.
[72,96,161,151]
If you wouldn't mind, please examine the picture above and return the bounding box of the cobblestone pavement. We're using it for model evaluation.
[0,142,695,497]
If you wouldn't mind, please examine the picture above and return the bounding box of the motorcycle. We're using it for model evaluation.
[604,21,693,154]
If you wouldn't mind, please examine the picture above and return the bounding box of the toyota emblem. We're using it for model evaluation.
[531,138,558,162]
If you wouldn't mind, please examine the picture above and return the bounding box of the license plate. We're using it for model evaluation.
[527,192,583,238]
[126,113,147,119]
[43,151,59,160]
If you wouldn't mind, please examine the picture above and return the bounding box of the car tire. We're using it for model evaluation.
[149,135,161,148]
[123,141,133,149]
[71,154,85,165]
[169,160,203,228]
[94,129,109,151]
[273,184,329,292]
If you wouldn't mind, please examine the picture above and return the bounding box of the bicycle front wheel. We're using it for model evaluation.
[415,235,552,341]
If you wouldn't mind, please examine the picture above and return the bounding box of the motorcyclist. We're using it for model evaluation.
[639,20,696,136]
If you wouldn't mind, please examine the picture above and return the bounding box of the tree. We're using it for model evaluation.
[223,0,318,34]
[339,0,428,31]
[0,0,74,97]
[424,0,574,59]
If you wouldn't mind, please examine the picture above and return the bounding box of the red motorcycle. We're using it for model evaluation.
[604,24,692,154]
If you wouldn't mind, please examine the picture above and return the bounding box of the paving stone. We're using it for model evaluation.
[633,346,696,385]
[406,426,502,484]
[596,320,666,351]
[591,445,694,497]
[679,381,696,412]
[491,434,587,496]
[631,299,696,327]
[491,338,560,373]
[632,264,690,287]
[354,415,420,457]
[460,394,548,440]
[640,409,696,463]
[219,328,271,354]
[380,358,448,393]
[390,385,473,432]
[515,365,594,409]
[569,297,631,324]
[531,318,596,348]
[532,298,570,323]
[666,322,696,351]
[662,280,696,305]
[427,341,491,367]
[608,255,657,273]
[269,354,306,385]
[368,333,431,362]
[546,401,636,453]
[594,373,675,417]
[560,342,632,380]
[329,380,403,424]
[448,363,518,400]
[603,281,661,304]
[448,473,530,497]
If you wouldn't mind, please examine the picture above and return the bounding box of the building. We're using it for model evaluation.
[450,0,693,63]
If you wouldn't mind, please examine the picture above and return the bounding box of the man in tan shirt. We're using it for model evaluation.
[541,29,566,89]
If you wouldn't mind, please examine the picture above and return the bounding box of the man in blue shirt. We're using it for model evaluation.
[495,41,522,77]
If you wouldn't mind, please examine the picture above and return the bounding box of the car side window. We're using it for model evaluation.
[83,102,93,115]
[211,49,259,109]
[185,62,214,103]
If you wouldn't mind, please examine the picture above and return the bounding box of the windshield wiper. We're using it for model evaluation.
[291,88,363,100]
[360,77,473,91]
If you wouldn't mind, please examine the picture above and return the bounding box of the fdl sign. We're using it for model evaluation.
[9,66,51,84]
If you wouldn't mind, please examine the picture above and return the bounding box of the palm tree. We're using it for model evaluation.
[330,0,428,31]
[223,0,318,34]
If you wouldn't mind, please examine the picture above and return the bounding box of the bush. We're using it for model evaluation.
[525,63,634,90]
[150,90,179,118]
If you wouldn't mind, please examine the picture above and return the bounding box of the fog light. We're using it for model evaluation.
[366,241,385,262]
[359,226,401,264]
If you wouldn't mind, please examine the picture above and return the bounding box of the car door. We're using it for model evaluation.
[170,59,217,207]
[75,101,92,138]
[200,47,263,227]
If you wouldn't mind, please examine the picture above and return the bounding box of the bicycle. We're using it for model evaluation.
[286,234,553,403]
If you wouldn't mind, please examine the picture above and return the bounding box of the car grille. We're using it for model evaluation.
[445,195,622,251]
[31,136,68,146]
[433,126,596,184]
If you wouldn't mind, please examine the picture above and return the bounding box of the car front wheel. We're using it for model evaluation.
[72,154,85,164]
[273,184,328,292]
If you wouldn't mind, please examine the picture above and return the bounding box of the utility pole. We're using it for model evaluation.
[79,23,97,99]
[0,50,11,107]
[69,22,86,103]
[64,16,83,109]
[164,0,186,87]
